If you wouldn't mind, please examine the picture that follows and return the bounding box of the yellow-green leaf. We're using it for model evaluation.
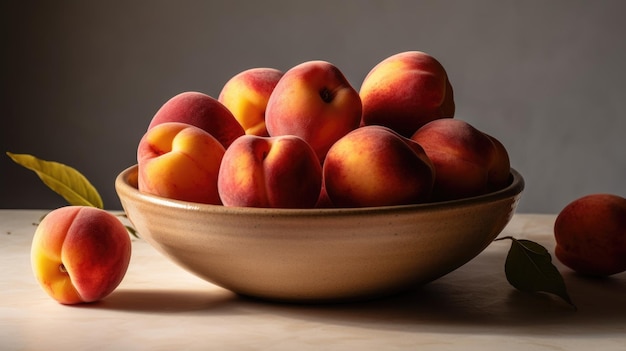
[6,152,104,209]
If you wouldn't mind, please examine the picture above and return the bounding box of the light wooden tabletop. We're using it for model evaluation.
[1,210,624,351]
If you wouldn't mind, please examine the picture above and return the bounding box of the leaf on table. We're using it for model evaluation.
[6,152,104,209]
[497,236,576,308]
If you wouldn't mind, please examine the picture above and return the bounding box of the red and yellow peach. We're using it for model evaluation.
[218,68,284,136]
[411,118,510,201]
[360,51,455,137]
[218,134,322,208]
[31,206,132,304]
[554,194,626,277]
[265,60,362,162]
[137,122,225,204]
[323,125,435,207]
[148,91,244,148]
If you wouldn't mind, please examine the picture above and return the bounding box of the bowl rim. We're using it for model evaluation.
[115,165,524,217]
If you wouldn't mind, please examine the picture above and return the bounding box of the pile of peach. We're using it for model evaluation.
[137,51,511,209]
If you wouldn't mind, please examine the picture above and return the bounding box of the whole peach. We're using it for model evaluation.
[323,125,435,207]
[411,118,510,201]
[554,194,626,277]
[218,134,322,208]
[31,206,132,304]
[137,122,225,204]
[265,60,362,162]
[148,91,245,148]
[218,68,284,136]
[360,51,455,137]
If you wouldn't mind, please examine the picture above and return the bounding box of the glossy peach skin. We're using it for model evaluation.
[554,194,626,277]
[323,125,435,208]
[218,134,322,208]
[265,60,362,162]
[359,51,455,138]
[148,91,245,148]
[137,122,225,204]
[31,206,131,305]
[411,119,510,201]
[218,68,284,136]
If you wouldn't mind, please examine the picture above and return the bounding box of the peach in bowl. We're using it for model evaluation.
[115,165,524,303]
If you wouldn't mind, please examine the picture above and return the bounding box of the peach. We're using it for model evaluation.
[265,60,362,162]
[485,133,512,191]
[323,125,435,207]
[148,91,245,148]
[554,194,626,277]
[218,134,322,208]
[359,51,455,137]
[31,206,131,304]
[411,119,510,201]
[137,122,225,204]
[218,67,284,136]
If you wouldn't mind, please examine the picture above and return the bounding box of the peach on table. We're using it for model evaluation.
[31,206,131,305]
[554,194,626,277]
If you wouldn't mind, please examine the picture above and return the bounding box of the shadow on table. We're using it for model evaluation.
[89,288,239,313]
[254,264,625,335]
[90,273,625,336]
[89,249,625,336]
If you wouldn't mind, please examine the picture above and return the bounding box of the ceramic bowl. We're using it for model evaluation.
[115,165,524,303]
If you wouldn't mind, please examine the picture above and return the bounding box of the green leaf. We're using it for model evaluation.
[497,236,576,308]
[6,152,104,209]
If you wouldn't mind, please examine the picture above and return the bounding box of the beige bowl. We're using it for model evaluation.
[115,165,524,303]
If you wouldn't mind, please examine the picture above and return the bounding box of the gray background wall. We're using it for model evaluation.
[2,0,625,213]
